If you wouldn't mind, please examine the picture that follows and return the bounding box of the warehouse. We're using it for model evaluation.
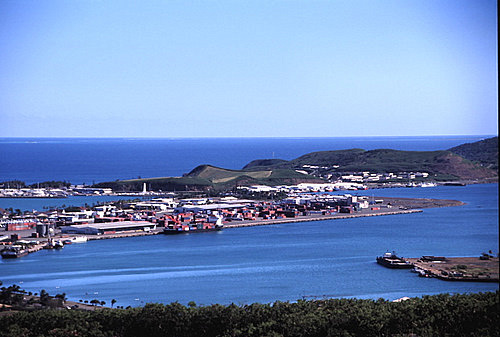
[60,221,156,235]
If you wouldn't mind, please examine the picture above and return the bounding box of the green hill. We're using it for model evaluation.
[94,165,319,191]
[243,148,497,181]
[186,165,320,187]
[449,136,498,170]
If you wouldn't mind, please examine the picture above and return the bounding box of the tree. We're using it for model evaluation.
[111,299,117,308]
[55,293,67,305]
[40,289,50,305]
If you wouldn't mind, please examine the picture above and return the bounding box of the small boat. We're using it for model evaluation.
[376,251,413,269]
[45,238,64,249]
[63,236,88,244]
[1,245,29,258]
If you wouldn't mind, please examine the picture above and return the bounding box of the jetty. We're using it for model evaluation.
[378,254,499,283]
[224,209,422,228]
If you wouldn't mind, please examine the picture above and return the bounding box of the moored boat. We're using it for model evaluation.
[376,251,413,269]
[63,236,88,244]
[1,245,29,258]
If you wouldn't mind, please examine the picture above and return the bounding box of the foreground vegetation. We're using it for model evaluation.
[1,291,498,337]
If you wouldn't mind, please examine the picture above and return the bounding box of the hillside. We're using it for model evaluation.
[448,136,498,170]
[93,176,212,192]
[186,165,320,187]
[243,148,497,181]
[94,165,319,191]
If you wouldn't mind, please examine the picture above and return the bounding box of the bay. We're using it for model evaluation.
[1,184,497,307]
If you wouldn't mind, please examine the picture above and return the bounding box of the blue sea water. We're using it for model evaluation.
[0,137,498,307]
[0,136,492,185]
[1,184,498,307]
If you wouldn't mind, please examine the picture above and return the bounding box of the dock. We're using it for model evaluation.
[224,209,422,228]
[377,254,499,283]
[406,256,499,282]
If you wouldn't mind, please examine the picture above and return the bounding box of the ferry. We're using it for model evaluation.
[1,245,29,259]
[376,251,413,269]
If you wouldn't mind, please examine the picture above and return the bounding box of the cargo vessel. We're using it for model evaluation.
[376,251,413,269]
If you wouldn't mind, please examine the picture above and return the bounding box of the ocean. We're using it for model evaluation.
[0,136,491,185]
[0,137,498,307]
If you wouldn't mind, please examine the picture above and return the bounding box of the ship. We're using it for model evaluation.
[376,251,413,269]
[163,215,223,235]
[44,238,64,249]
[1,245,29,258]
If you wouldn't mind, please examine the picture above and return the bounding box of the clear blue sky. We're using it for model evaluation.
[1,0,497,137]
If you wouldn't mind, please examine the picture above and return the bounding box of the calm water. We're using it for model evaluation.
[0,136,491,184]
[1,184,497,307]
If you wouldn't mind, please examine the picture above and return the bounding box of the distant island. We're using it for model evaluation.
[91,137,497,192]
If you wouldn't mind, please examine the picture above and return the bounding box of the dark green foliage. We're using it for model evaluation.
[243,158,290,170]
[0,180,71,189]
[93,176,213,192]
[0,180,26,188]
[0,292,498,337]
[449,136,498,170]
[243,148,497,180]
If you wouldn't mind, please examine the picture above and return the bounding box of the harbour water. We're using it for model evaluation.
[1,184,497,307]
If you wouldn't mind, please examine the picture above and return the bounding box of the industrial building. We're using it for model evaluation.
[60,221,156,235]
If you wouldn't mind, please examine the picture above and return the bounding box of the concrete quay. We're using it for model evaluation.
[82,209,422,240]
[224,209,423,228]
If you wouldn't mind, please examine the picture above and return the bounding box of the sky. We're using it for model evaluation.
[0,0,497,138]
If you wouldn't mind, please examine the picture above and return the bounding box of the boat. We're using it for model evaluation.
[376,251,413,269]
[63,236,88,244]
[45,238,64,249]
[1,245,29,258]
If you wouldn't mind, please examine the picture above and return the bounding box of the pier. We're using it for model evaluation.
[224,209,422,228]
[406,256,499,282]
[378,255,499,283]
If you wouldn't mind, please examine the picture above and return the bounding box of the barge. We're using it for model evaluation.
[376,251,413,269]
[1,245,29,258]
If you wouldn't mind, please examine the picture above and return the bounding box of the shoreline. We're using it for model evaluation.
[81,208,424,240]
[2,196,464,242]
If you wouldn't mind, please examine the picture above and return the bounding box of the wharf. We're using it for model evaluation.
[80,209,422,240]
[27,242,47,253]
[406,256,499,282]
[225,209,422,228]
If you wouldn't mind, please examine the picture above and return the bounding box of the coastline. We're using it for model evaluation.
[2,196,464,242]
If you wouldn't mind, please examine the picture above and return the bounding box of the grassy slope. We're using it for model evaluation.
[244,148,497,180]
